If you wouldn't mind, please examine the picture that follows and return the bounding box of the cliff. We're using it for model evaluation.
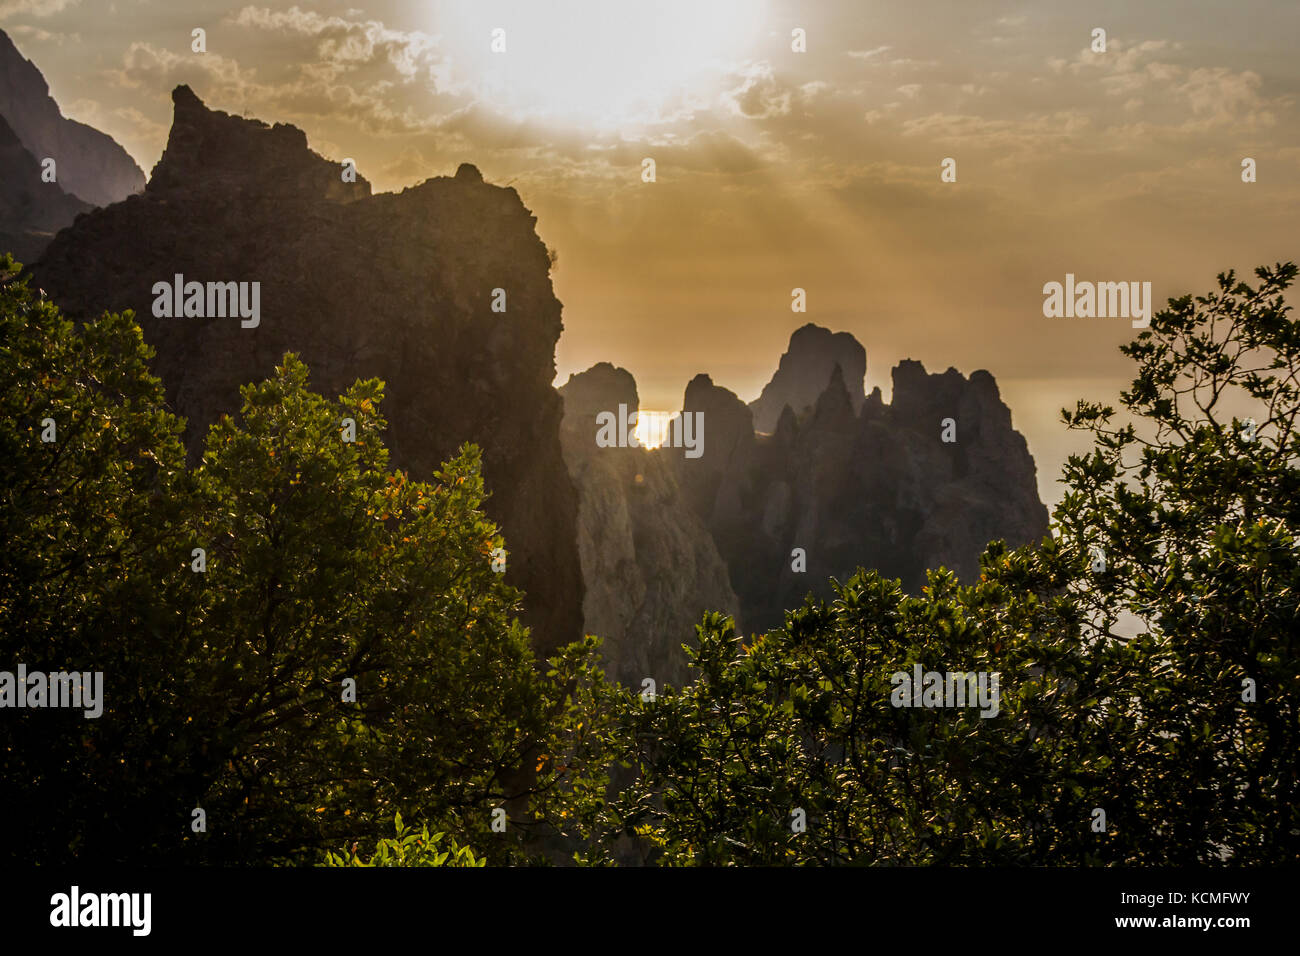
[560,324,1048,646]
[0,112,92,263]
[674,325,1051,633]
[0,29,144,207]
[748,322,866,433]
[29,85,584,653]
[559,363,739,687]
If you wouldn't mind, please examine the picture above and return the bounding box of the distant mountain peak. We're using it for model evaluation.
[0,112,93,263]
[149,85,371,202]
[749,323,866,433]
[559,362,639,429]
[0,28,144,208]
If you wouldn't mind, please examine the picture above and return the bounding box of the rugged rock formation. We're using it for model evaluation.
[561,324,1047,650]
[881,358,1049,579]
[0,113,92,263]
[559,363,739,687]
[748,322,866,433]
[30,86,583,653]
[674,325,1050,634]
[677,373,757,523]
[0,29,144,207]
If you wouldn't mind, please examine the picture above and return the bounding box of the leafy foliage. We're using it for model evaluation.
[1054,263,1300,863]
[601,263,1300,865]
[598,552,1115,865]
[0,254,193,861]
[321,813,483,867]
[4,253,1296,866]
[0,257,607,864]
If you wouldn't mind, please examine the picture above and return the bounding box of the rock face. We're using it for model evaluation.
[748,322,866,433]
[0,29,144,207]
[563,324,1048,661]
[673,325,1050,634]
[559,363,739,687]
[30,86,583,654]
[0,113,92,263]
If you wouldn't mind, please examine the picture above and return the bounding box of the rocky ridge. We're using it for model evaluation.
[558,362,739,686]
[0,112,92,263]
[569,325,1050,641]
[30,86,584,653]
[748,322,866,433]
[0,29,144,207]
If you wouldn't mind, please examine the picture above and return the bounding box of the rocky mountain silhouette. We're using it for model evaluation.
[0,29,144,208]
[29,85,584,654]
[0,112,92,263]
[13,55,1050,678]
[567,324,1050,650]
[675,329,1050,632]
[749,322,866,433]
[559,362,739,687]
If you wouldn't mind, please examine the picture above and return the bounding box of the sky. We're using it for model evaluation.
[3,0,1298,506]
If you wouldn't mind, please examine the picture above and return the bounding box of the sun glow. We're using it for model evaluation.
[432,0,769,129]
[633,410,676,450]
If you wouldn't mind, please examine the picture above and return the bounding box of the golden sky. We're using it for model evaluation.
[4,0,1298,505]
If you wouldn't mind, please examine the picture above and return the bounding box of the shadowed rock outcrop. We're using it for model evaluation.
[30,86,583,653]
[673,326,1050,634]
[562,327,1047,649]
[748,322,866,433]
[0,113,92,263]
[0,29,144,207]
[559,363,739,687]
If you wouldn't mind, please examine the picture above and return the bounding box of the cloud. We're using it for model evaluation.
[434,103,553,153]
[109,40,435,136]
[1177,67,1269,123]
[1065,39,1172,75]
[6,23,73,43]
[723,63,792,119]
[669,130,763,174]
[231,6,438,80]
[66,97,166,142]
[1055,39,1276,130]
[379,145,434,182]
[899,110,1093,151]
[0,0,77,17]
[847,46,891,60]
[113,42,251,97]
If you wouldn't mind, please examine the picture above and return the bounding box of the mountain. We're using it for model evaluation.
[29,85,584,653]
[0,29,144,208]
[0,112,92,263]
[562,325,1049,656]
[559,362,739,687]
[748,322,866,433]
[16,71,1049,667]
[671,325,1050,633]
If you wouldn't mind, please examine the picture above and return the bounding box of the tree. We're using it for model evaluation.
[321,813,484,867]
[602,262,1300,865]
[1055,262,1300,863]
[0,254,193,862]
[9,253,1294,866]
[0,259,609,864]
[598,551,1118,865]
